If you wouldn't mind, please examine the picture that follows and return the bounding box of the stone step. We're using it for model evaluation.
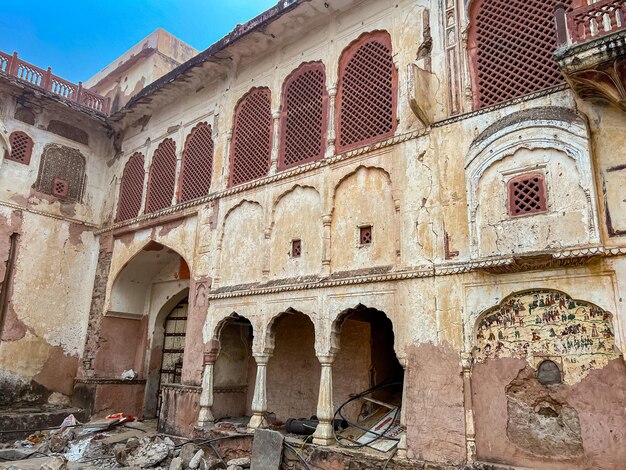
[0,406,87,442]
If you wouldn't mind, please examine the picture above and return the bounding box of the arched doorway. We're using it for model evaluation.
[91,241,191,419]
[332,305,404,450]
[266,310,319,422]
[212,314,255,422]
[156,298,188,415]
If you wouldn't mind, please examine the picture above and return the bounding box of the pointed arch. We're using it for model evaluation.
[146,138,177,213]
[278,61,328,170]
[179,122,214,202]
[336,30,397,152]
[229,87,273,186]
[116,152,145,222]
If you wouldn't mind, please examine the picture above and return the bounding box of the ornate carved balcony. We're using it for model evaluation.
[554,0,626,111]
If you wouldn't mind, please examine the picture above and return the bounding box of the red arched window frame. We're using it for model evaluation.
[336,31,398,153]
[229,87,273,187]
[145,138,177,213]
[278,62,328,170]
[116,152,145,222]
[467,0,572,110]
[5,131,34,165]
[178,122,214,203]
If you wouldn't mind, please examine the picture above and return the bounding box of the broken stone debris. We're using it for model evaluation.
[250,429,283,470]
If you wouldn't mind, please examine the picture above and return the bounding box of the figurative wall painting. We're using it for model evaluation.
[473,290,619,383]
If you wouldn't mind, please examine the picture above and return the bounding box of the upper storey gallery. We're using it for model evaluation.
[111,0,596,223]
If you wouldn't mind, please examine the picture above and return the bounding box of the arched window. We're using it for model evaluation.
[468,0,572,109]
[337,31,397,152]
[146,138,177,213]
[5,131,34,165]
[179,123,214,203]
[229,87,273,186]
[34,144,86,202]
[278,63,327,170]
[116,152,145,222]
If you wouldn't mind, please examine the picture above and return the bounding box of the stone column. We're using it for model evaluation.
[269,110,281,175]
[321,214,332,276]
[325,87,337,158]
[221,131,233,188]
[461,352,477,463]
[197,348,218,428]
[249,354,271,429]
[313,354,336,445]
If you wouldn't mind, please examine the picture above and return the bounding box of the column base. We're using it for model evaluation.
[312,422,335,446]
[396,434,408,459]
[248,413,270,430]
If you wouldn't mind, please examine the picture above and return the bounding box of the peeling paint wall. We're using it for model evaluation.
[0,85,112,404]
[0,0,625,467]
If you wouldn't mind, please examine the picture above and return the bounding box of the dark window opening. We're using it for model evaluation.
[360,225,373,245]
[508,173,548,217]
[51,178,69,197]
[537,360,562,385]
[291,239,302,258]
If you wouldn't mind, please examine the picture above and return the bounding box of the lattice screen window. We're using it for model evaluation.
[291,239,302,258]
[5,131,34,165]
[279,63,327,170]
[508,173,548,217]
[470,0,572,109]
[360,225,373,245]
[116,152,145,222]
[337,31,397,152]
[179,123,214,202]
[146,139,177,213]
[230,88,273,186]
[34,144,86,202]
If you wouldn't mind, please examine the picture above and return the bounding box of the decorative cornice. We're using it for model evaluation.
[206,247,626,300]
[95,128,429,235]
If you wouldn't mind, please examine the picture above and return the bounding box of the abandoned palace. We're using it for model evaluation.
[0,0,626,468]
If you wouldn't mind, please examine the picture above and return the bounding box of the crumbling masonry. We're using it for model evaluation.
[1,0,626,468]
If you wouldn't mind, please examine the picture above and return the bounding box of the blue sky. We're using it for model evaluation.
[0,0,278,83]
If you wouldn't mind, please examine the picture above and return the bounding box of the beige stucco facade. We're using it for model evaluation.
[1,0,626,468]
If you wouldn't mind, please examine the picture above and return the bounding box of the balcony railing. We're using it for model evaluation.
[556,0,626,45]
[0,50,110,115]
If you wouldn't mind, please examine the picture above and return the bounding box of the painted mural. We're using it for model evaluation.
[473,290,620,384]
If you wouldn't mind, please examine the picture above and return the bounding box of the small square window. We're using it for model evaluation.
[52,177,69,197]
[291,239,302,258]
[360,225,372,245]
[508,173,547,217]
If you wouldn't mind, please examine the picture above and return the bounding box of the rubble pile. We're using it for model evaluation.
[0,415,252,470]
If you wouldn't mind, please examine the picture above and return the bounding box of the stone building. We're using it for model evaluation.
[1,0,625,468]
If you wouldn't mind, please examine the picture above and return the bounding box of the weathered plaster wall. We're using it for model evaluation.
[476,148,591,257]
[472,357,626,469]
[266,313,320,422]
